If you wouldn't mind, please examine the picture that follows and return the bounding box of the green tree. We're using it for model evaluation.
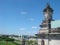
[0,35,14,45]
[27,40,37,45]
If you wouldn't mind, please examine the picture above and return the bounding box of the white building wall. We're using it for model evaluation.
[38,39,41,45]
[38,39,60,45]
[44,39,48,45]
[38,39,48,45]
[49,40,60,45]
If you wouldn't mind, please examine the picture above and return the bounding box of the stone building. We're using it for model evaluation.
[36,3,60,45]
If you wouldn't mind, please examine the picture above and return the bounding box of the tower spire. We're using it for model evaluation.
[43,3,53,12]
[46,2,50,8]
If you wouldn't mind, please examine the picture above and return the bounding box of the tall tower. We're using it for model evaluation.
[36,3,60,45]
[39,3,53,34]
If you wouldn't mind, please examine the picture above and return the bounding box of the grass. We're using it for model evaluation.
[0,41,20,45]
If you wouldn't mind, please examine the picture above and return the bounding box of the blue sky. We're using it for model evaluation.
[0,0,60,35]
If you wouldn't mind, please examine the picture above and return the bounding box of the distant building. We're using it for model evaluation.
[36,3,60,45]
[9,35,20,40]
[28,36,37,41]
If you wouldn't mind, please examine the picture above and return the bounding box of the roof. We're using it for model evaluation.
[51,20,60,28]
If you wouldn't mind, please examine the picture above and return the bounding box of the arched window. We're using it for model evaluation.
[41,40,45,45]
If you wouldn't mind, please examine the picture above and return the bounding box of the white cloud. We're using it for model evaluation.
[19,28,26,30]
[32,26,37,29]
[29,18,35,21]
[20,11,27,15]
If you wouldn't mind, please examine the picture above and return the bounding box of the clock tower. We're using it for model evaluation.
[36,3,60,45]
[39,3,53,33]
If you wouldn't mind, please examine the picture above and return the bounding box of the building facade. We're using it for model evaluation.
[36,3,60,45]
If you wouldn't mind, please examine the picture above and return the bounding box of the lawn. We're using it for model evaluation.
[0,41,19,45]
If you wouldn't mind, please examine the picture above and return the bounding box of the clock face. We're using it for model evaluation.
[45,13,48,19]
[44,12,52,19]
[45,13,51,19]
